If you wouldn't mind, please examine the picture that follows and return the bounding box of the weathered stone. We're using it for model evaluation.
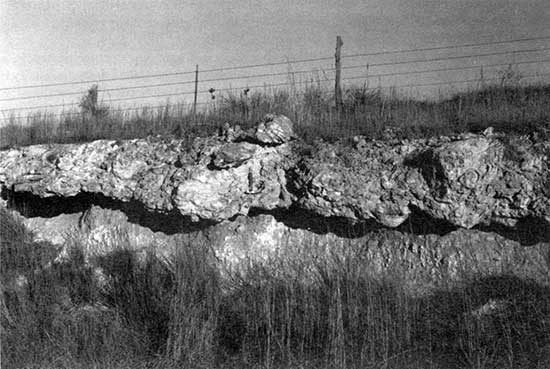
[1,117,549,238]
[220,122,245,143]
[211,142,257,169]
[0,121,296,221]
[204,214,550,294]
[10,206,550,295]
[254,114,296,145]
[413,137,503,228]
[173,144,293,222]
[292,133,550,235]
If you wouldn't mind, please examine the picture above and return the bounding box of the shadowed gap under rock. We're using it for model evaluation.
[2,187,549,245]
[475,217,550,247]
[248,204,458,238]
[0,188,216,235]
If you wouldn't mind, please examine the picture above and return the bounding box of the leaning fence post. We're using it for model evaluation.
[193,64,199,117]
[335,36,344,110]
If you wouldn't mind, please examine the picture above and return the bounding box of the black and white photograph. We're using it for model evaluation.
[1,1,549,368]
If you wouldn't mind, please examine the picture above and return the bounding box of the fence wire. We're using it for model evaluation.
[1,36,549,119]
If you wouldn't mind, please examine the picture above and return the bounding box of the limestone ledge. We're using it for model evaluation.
[1,115,549,235]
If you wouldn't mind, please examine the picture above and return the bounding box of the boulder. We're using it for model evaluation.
[254,114,296,145]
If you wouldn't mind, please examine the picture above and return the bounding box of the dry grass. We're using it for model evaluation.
[1,80,549,150]
[1,207,549,369]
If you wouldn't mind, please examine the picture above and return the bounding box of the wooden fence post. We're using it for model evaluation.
[335,36,344,110]
[193,64,199,117]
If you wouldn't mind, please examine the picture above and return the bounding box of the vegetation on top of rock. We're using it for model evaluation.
[1,83,549,149]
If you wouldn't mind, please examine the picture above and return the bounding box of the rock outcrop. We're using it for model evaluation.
[0,115,296,222]
[1,115,548,242]
[8,206,549,296]
[293,130,550,235]
[1,114,549,297]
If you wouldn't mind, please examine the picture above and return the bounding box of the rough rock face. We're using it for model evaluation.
[1,114,549,296]
[9,206,549,295]
[254,114,296,144]
[292,130,550,236]
[0,116,296,222]
[1,115,549,239]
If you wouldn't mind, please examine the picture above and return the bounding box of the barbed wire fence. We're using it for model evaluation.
[1,35,549,122]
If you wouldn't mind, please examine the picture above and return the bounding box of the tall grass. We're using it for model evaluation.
[2,207,549,368]
[2,79,550,149]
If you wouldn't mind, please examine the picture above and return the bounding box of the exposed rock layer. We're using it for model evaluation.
[1,115,549,241]
[9,206,550,295]
[2,115,549,297]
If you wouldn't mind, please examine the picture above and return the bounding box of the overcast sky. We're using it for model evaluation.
[1,0,549,113]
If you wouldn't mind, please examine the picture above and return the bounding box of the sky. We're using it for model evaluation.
[1,0,549,115]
